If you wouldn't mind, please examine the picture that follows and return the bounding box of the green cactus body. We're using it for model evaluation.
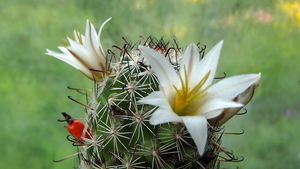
[70,37,222,169]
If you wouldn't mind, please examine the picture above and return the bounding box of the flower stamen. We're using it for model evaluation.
[173,67,210,116]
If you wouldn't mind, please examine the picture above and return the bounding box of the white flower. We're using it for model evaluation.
[46,18,111,82]
[138,41,261,155]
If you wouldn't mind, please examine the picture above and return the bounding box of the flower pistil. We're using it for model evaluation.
[173,68,210,116]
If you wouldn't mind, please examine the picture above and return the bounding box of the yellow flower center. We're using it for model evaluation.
[173,67,210,116]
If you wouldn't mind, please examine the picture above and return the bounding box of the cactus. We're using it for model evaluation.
[46,18,261,169]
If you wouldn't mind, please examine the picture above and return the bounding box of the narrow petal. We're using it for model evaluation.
[85,20,106,64]
[98,17,112,41]
[235,82,259,105]
[149,108,182,125]
[207,73,261,100]
[139,92,182,125]
[179,43,200,79]
[138,45,179,96]
[201,109,223,120]
[181,116,207,155]
[67,37,91,59]
[46,48,92,78]
[73,30,84,43]
[46,48,84,70]
[138,91,172,111]
[209,81,259,126]
[195,98,243,119]
[189,41,223,88]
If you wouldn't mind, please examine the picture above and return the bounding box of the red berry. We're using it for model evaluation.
[61,112,91,142]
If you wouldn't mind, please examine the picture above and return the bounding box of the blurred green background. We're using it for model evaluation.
[1,0,300,168]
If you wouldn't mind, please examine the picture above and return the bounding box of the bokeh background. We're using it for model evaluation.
[1,0,300,168]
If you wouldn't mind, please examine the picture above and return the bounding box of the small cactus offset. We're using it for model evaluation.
[46,18,261,169]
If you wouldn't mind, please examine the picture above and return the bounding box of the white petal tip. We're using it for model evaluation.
[215,40,224,48]
[103,17,112,25]
[138,45,147,50]
[257,72,262,79]
[45,49,51,53]
[249,73,262,88]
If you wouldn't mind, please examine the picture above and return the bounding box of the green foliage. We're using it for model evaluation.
[1,0,300,168]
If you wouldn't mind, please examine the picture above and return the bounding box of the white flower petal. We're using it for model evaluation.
[190,41,223,89]
[150,108,182,125]
[235,82,259,105]
[181,116,207,155]
[46,48,84,70]
[138,91,172,111]
[209,79,260,126]
[207,73,261,100]
[139,92,182,125]
[179,43,200,79]
[85,20,106,64]
[46,49,94,79]
[73,30,84,43]
[138,45,179,96]
[98,17,112,42]
[67,38,91,60]
[198,98,243,119]
[201,109,223,120]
